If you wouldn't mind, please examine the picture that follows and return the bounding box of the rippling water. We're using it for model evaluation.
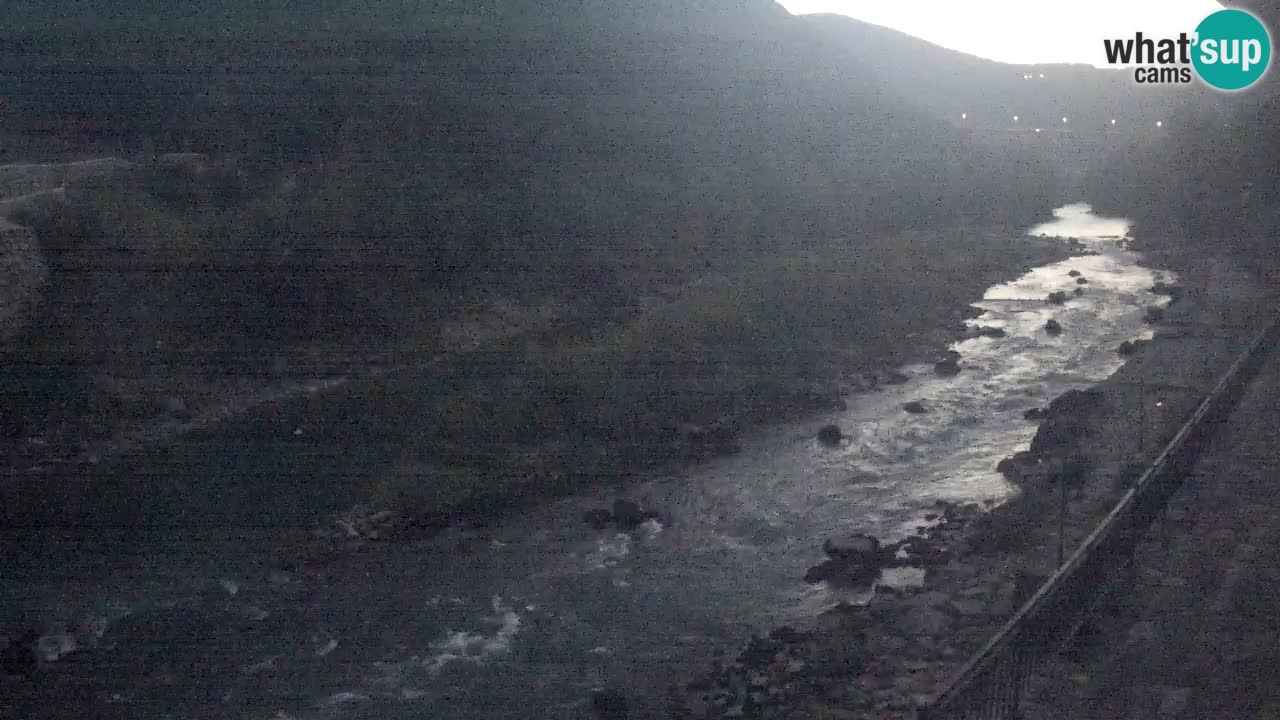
[1,204,1174,720]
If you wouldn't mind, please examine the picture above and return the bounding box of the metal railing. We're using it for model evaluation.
[917,310,1280,719]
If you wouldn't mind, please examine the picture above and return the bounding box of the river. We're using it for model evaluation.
[0,204,1174,719]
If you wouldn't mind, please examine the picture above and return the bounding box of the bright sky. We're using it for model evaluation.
[775,0,1226,66]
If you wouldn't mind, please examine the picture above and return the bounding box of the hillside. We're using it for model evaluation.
[785,13,1188,131]
[0,0,1081,518]
[1083,0,1280,279]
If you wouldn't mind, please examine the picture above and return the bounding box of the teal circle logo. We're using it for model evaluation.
[1193,9,1271,91]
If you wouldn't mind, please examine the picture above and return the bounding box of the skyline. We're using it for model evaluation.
[775,0,1227,66]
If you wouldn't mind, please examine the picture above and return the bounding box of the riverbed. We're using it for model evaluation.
[0,204,1175,720]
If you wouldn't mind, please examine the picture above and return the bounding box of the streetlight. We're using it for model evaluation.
[1013,115,1018,122]
[1039,73,1045,78]
[1035,128,1041,133]
[1062,117,1068,124]
[1111,119,1116,125]
[961,113,967,120]
[1157,120,1163,127]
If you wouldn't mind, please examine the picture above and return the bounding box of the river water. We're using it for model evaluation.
[0,204,1174,719]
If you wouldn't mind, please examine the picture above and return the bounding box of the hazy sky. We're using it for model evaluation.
[776,0,1226,66]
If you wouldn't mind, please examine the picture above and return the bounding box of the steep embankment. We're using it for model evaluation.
[0,1,1090,539]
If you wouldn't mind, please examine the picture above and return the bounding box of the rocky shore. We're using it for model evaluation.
[673,241,1276,720]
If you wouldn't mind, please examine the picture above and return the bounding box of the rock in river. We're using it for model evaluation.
[1075,276,1088,284]
[1067,270,1081,277]
[1044,319,1062,335]
[807,533,883,586]
[976,326,1006,338]
[612,499,649,530]
[1118,339,1148,356]
[805,559,879,586]
[902,400,928,414]
[1046,291,1068,305]
[823,533,881,561]
[817,424,843,446]
[934,358,961,377]
[584,500,661,531]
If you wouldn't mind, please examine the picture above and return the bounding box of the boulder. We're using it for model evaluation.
[885,371,910,385]
[961,305,985,320]
[1046,291,1068,305]
[976,326,1006,338]
[1117,339,1141,356]
[1044,319,1062,335]
[611,499,647,530]
[804,558,878,586]
[902,400,927,414]
[934,358,961,377]
[823,533,881,561]
[806,533,884,586]
[1023,407,1049,420]
[1075,277,1088,285]
[1144,305,1165,324]
[1150,281,1179,296]
[1073,287,1085,296]
[817,424,843,446]
[1047,388,1105,417]
[1067,270,1081,277]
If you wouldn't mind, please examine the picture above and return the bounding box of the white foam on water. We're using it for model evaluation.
[638,518,664,538]
[426,595,522,673]
[36,631,77,662]
[878,566,927,590]
[321,692,369,706]
[586,533,632,569]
